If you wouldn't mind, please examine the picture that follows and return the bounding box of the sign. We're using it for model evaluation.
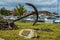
[19,29,37,38]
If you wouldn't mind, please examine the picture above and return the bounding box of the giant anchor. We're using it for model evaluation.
[13,3,38,25]
[0,3,39,30]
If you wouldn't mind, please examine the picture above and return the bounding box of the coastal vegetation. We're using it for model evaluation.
[0,4,27,16]
[14,4,27,16]
[0,4,58,16]
[0,7,10,16]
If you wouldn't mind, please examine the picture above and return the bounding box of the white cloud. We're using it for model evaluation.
[39,0,57,5]
[18,0,57,5]
[41,8,47,11]
[0,0,59,12]
[0,0,58,5]
[0,1,6,5]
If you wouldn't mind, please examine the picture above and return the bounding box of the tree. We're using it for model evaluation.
[0,7,10,16]
[15,4,27,16]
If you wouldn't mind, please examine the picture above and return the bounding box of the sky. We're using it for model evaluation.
[0,0,60,13]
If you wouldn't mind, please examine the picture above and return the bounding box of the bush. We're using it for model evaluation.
[0,19,7,23]
[0,19,17,30]
[0,19,9,30]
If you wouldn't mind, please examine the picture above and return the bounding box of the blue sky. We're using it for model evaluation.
[0,0,60,13]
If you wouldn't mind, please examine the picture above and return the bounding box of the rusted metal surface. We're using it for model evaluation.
[13,3,38,25]
[25,3,38,25]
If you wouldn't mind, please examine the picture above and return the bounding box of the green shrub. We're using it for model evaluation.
[0,19,7,23]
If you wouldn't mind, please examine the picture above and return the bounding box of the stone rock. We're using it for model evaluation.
[19,29,37,38]
[0,38,4,40]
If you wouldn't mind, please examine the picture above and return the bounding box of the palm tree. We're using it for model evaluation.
[15,4,27,16]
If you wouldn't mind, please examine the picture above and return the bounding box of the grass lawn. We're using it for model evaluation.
[0,21,60,40]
